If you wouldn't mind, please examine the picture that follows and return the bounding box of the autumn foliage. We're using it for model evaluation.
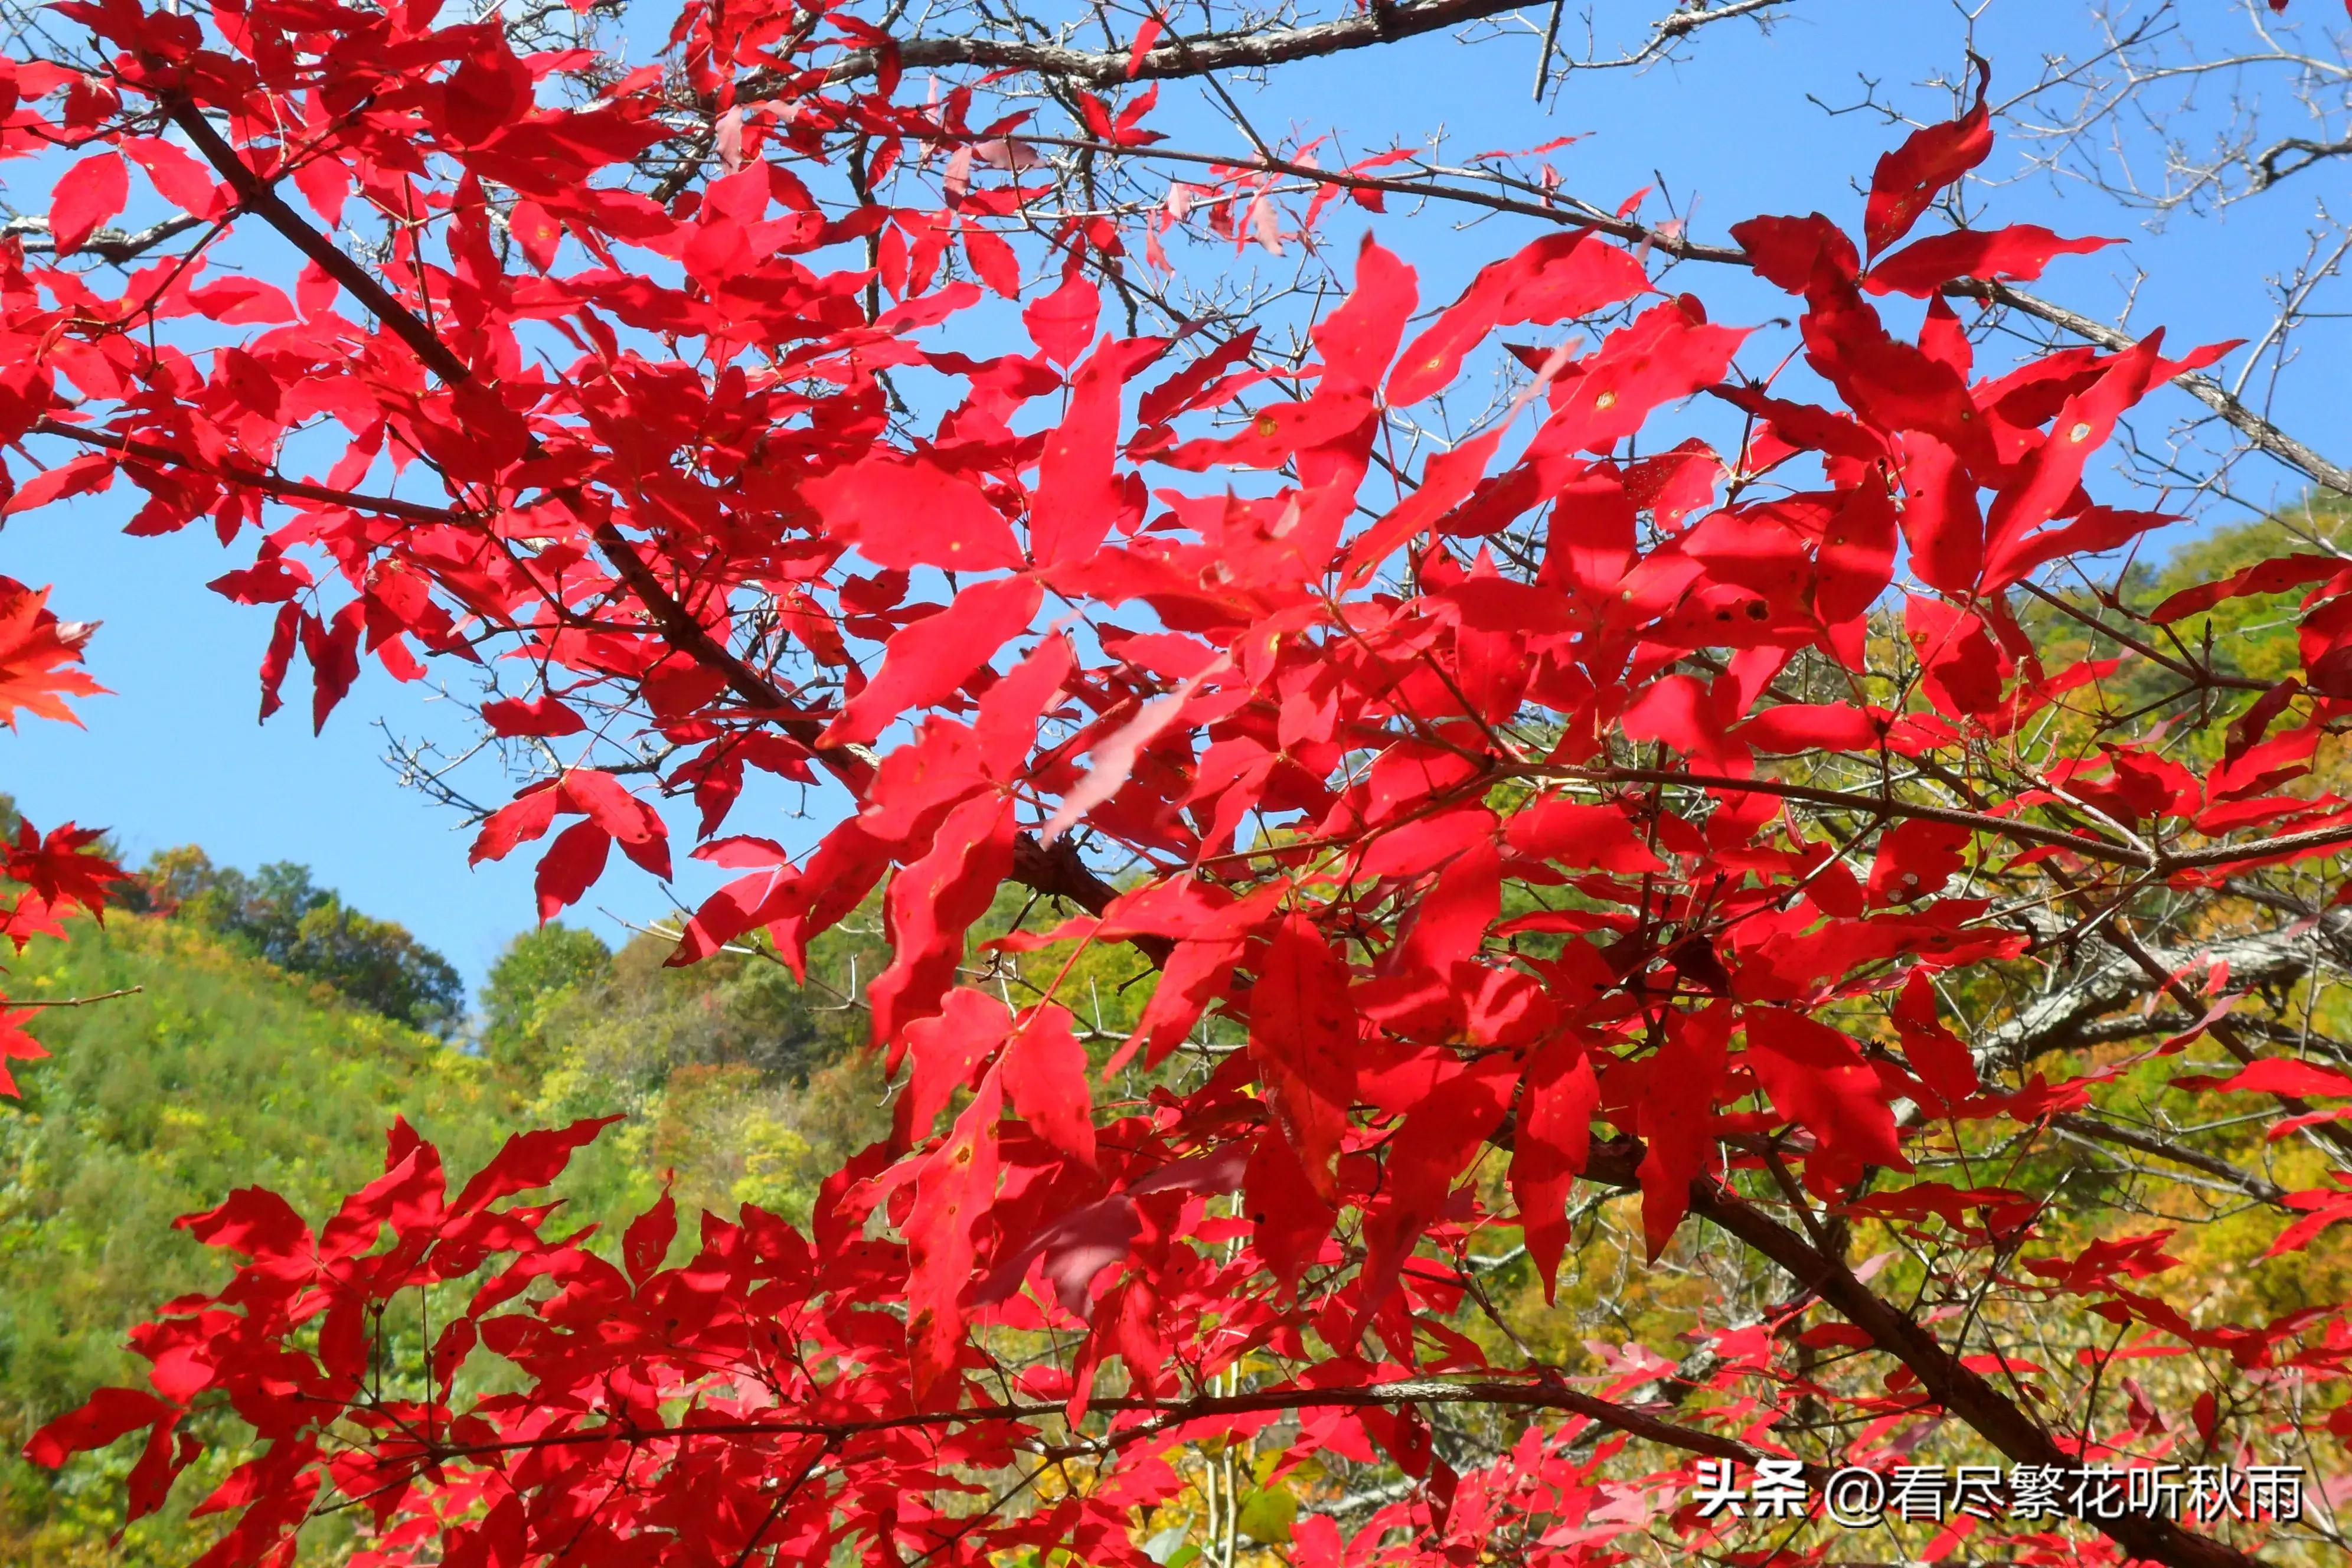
[8,0,2352,1565]
[0,576,124,1090]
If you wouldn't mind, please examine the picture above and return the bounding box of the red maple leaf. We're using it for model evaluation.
[0,580,104,729]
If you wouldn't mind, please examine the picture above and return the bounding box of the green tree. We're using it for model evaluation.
[479,922,613,1077]
[0,917,509,1566]
[506,923,893,1227]
[141,850,464,1035]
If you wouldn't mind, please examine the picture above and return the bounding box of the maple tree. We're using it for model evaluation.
[11,0,2352,1563]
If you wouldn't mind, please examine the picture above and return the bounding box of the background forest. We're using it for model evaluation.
[6,507,2352,1564]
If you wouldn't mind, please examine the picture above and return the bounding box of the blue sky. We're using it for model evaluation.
[5,0,2344,994]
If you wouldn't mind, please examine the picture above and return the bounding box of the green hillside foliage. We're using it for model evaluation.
[491,918,897,1228]
[0,906,909,1564]
[135,849,465,1035]
[0,916,504,1566]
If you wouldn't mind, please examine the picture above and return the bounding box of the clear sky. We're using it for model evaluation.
[6,0,2343,994]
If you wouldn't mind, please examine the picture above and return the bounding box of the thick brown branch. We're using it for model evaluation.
[1948,279,2352,498]
[1574,1137,2260,1568]
[3,212,208,265]
[2049,1112,2294,1207]
[825,0,1788,89]
[823,0,1540,89]
[1975,913,2334,1079]
[169,102,472,387]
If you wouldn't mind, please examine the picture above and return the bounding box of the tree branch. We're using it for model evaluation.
[1949,278,2352,498]
[163,96,1148,946]
[1573,1137,2262,1568]
[822,0,1544,89]
[414,1377,1811,1480]
[1009,130,2352,502]
[2099,914,2352,1158]
[3,212,208,265]
[0,985,143,1009]
[2249,135,2352,194]
[2049,1112,2293,1207]
[30,417,462,524]
[1974,909,2340,1079]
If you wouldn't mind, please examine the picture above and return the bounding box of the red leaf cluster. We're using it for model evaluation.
[4,8,2347,1568]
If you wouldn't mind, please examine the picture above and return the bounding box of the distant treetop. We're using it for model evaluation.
[139,848,463,1035]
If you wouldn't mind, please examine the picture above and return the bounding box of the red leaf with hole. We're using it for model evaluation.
[906,1067,1001,1404]
[1540,298,1748,455]
[1867,818,1971,906]
[1745,1008,1909,1172]
[1249,913,1358,1204]
[1984,333,2166,560]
